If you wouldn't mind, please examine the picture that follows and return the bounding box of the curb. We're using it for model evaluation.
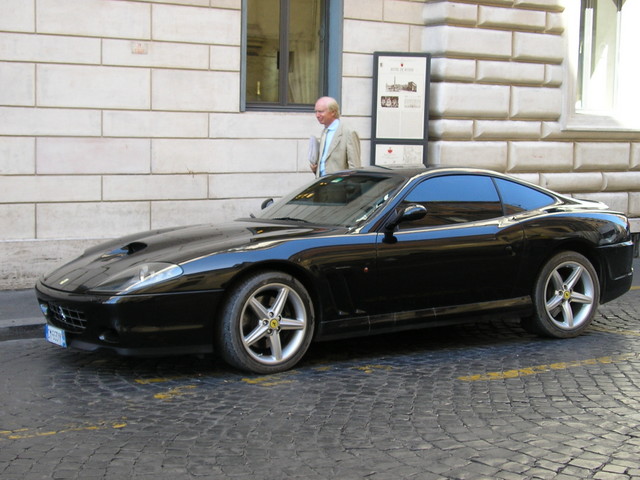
[0,322,43,341]
[0,289,44,340]
[0,317,44,328]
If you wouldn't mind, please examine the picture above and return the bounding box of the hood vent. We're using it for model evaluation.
[100,242,147,260]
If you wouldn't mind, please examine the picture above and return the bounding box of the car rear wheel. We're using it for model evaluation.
[522,251,600,338]
[217,271,314,374]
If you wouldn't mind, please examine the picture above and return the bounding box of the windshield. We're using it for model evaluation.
[256,172,406,227]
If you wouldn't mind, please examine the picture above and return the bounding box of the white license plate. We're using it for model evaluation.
[45,325,67,348]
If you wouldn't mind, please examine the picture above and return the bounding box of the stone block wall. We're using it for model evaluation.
[0,0,320,288]
[424,0,640,237]
[0,0,638,289]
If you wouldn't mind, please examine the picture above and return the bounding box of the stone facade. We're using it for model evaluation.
[0,0,638,288]
[425,0,640,234]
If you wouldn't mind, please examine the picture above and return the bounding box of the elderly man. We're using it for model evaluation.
[310,97,361,177]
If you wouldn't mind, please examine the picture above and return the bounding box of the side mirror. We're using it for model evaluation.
[385,204,427,231]
[261,198,274,210]
[400,204,428,223]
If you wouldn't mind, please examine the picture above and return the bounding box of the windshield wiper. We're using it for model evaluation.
[272,217,310,223]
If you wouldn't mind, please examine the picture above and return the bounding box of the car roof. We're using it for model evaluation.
[354,165,517,182]
[346,165,581,233]
[352,165,567,199]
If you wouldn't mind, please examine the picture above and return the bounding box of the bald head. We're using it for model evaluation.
[314,97,341,127]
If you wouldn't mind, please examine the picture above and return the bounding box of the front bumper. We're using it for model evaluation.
[36,282,225,356]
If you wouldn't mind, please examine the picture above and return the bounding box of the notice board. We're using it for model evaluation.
[371,52,431,166]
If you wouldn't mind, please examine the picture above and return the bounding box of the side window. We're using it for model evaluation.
[399,175,503,229]
[494,178,555,215]
[245,0,326,109]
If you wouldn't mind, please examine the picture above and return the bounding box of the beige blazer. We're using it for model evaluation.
[317,122,361,177]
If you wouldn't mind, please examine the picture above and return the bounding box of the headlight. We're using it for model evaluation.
[91,262,184,293]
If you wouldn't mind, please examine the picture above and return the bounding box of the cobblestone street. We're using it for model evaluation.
[2,1,640,478]
[1,290,640,479]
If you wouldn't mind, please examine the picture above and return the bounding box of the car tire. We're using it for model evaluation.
[521,251,600,338]
[216,271,314,374]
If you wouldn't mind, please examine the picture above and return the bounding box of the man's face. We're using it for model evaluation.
[315,100,336,127]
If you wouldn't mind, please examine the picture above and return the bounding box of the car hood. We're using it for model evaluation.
[40,219,345,293]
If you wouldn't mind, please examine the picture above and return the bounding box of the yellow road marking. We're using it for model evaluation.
[0,420,127,440]
[631,285,639,291]
[241,375,295,387]
[591,325,640,337]
[154,385,197,400]
[353,364,393,374]
[458,353,637,382]
[135,376,185,385]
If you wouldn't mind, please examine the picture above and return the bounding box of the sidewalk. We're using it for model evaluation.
[0,288,43,328]
[0,287,44,340]
[1,258,638,336]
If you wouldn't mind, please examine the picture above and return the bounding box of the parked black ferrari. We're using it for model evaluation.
[36,166,634,373]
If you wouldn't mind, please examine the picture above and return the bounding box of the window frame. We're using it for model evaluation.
[576,0,621,114]
[241,0,341,112]
[563,0,640,132]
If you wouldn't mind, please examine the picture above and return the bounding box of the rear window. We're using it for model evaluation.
[494,178,555,214]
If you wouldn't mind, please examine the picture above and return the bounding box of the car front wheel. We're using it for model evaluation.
[217,271,314,374]
[523,251,600,338]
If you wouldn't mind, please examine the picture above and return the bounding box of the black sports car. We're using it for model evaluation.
[36,167,634,373]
